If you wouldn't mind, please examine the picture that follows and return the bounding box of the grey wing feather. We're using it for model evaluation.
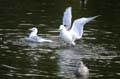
[25,36,42,43]
[63,7,72,30]
[70,15,99,40]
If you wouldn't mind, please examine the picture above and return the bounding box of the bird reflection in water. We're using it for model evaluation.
[74,61,89,79]
[80,0,88,9]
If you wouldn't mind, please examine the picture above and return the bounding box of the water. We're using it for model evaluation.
[0,0,120,79]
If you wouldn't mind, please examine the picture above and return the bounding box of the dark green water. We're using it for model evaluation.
[0,0,120,79]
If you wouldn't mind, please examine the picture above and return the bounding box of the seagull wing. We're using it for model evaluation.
[25,36,53,43]
[70,16,99,40]
[25,36,41,42]
[63,7,72,30]
[30,36,41,42]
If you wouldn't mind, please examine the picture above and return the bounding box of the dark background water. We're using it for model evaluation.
[0,0,120,79]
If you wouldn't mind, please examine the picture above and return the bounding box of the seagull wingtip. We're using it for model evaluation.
[94,15,101,18]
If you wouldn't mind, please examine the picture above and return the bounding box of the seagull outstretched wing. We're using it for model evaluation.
[63,7,72,30]
[70,16,99,40]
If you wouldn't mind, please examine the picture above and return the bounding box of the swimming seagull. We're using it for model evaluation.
[74,61,89,78]
[59,7,99,46]
[25,27,53,43]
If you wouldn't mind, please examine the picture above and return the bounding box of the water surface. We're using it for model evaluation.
[0,0,120,79]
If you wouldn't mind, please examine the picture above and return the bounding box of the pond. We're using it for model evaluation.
[0,0,120,79]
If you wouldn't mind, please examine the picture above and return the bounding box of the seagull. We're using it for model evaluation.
[25,27,53,43]
[59,7,99,46]
[74,61,89,78]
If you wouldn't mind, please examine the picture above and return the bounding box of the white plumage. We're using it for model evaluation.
[59,7,99,46]
[74,61,89,78]
[25,27,53,43]
[62,7,72,30]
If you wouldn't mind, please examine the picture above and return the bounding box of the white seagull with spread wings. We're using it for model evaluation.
[25,27,53,43]
[59,7,99,46]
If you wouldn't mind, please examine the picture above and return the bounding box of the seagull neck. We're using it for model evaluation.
[29,31,37,37]
[62,27,67,32]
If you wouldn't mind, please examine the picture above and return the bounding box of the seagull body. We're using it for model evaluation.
[25,27,53,43]
[74,61,89,77]
[59,25,75,45]
[59,7,99,46]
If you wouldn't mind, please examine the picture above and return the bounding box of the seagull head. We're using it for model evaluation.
[29,27,38,37]
[29,27,38,33]
[59,25,66,31]
[80,61,84,66]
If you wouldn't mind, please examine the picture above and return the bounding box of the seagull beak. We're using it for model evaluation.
[59,25,64,31]
[58,29,61,32]
[59,28,61,31]
[59,27,61,31]
[29,28,32,31]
